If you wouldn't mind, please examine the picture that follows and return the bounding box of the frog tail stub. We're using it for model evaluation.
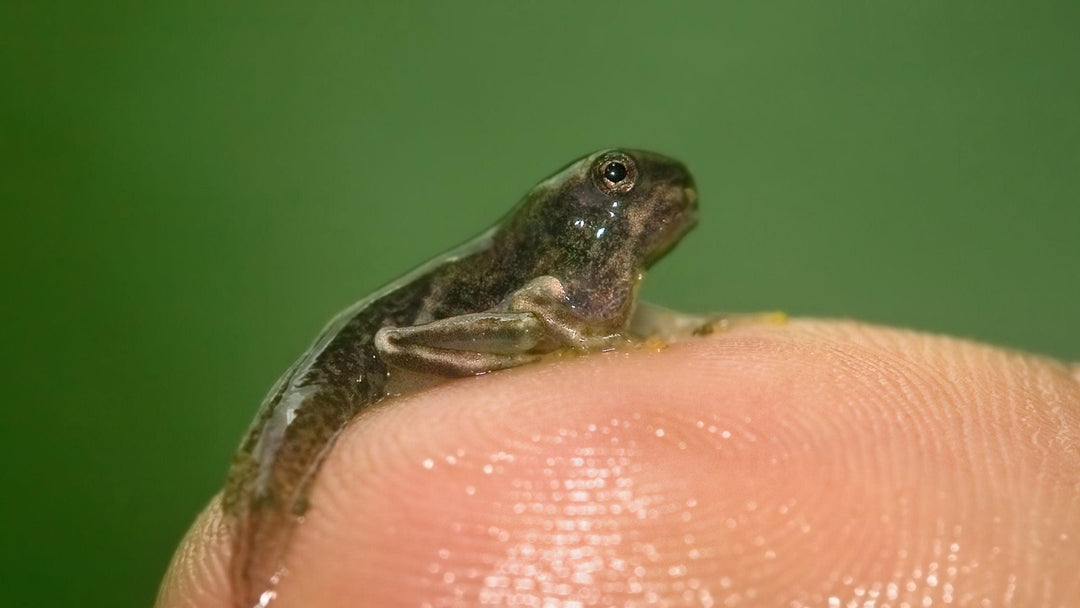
[227,489,292,608]
[224,369,385,608]
[223,414,298,608]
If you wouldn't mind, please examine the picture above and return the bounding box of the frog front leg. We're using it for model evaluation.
[507,275,629,350]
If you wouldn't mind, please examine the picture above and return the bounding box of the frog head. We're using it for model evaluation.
[585,148,699,268]
[494,148,698,318]
[503,148,697,273]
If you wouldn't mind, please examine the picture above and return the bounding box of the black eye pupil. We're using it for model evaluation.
[604,161,627,183]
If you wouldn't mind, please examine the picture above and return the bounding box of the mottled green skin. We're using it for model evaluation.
[224,149,697,607]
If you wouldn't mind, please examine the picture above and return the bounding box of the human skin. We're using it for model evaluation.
[157,319,1080,608]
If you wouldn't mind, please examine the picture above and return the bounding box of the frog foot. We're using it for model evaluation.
[630,303,788,343]
[700,310,789,334]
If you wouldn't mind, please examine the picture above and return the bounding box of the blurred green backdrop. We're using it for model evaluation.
[2,2,1077,606]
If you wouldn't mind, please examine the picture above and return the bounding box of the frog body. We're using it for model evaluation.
[224,149,699,607]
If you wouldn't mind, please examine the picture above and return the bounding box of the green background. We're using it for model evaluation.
[2,2,1077,606]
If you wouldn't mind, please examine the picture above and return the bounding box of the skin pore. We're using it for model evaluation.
[158,319,1079,608]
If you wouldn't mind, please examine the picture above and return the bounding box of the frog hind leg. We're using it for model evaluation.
[629,302,788,343]
[375,311,547,377]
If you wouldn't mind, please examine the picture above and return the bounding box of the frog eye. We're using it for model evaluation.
[604,161,627,183]
[593,152,637,194]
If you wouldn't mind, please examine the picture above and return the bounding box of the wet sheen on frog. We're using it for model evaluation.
[223,149,701,607]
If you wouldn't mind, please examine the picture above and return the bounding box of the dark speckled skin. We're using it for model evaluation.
[223,149,698,607]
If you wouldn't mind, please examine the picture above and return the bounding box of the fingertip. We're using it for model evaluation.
[160,319,1080,607]
[156,496,233,608]
[293,318,1079,606]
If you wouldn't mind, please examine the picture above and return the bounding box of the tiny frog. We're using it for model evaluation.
[224,149,702,607]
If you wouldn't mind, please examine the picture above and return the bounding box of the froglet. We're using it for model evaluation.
[224,149,702,607]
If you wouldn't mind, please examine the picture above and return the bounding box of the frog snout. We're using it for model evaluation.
[677,172,698,211]
[683,185,698,210]
[679,177,699,219]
